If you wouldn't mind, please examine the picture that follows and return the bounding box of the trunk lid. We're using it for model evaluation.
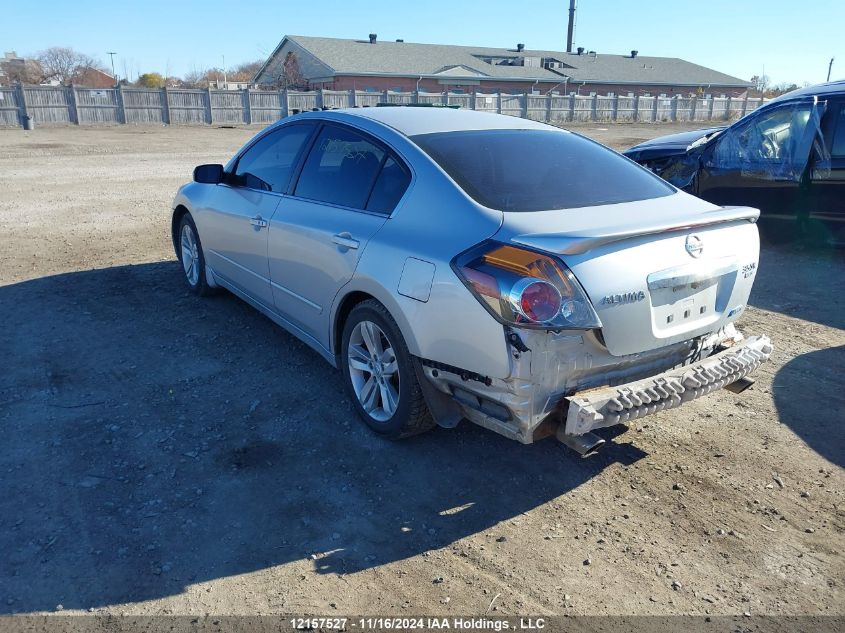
[494,193,761,356]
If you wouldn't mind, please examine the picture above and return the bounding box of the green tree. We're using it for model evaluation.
[136,72,165,88]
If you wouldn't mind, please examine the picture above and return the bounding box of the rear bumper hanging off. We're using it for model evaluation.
[563,335,773,436]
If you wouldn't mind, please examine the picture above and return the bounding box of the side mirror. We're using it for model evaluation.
[193,164,224,184]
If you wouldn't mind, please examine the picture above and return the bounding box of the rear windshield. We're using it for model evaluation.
[411,129,674,212]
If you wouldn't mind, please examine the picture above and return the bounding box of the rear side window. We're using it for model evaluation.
[411,129,674,212]
[294,126,385,209]
[234,123,315,192]
[366,157,411,214]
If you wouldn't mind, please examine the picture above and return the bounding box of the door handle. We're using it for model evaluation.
[332,233,359,250]
[250,216,268,228]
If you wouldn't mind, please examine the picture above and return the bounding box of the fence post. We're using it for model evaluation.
[206,88,214,124]
[651,96,658,122]
[412,90,418,105]
[442,91,448,106]
[545,93,552,122]
[162,87,171,124]
[690,96,697,122]
[632,94,640,122]
[117,84,127,123]
[707,97,715,121]
[282,88,289,117]
[243,89,252,125]
[16,83,29,128]
[741,94,748,118]
[725,96,732,121]
[317,87,325,110]
[568,94,575,121]
[496,92,502,114]
[590,93,597,121]
[68,85,80,125]
[669,95,677,122]
[612,94,619,121]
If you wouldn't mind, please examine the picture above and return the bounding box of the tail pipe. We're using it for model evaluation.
[556,428,605,457]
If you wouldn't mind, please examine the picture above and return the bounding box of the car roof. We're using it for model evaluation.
[293,106,558,137]
[767,79,845,104]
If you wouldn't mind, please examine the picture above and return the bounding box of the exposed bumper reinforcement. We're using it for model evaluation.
[563,335,773,436]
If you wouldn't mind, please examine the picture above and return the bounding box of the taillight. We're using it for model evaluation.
[452,242,601,330]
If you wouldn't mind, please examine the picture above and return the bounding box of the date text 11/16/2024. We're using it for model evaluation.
[289,617,548,630]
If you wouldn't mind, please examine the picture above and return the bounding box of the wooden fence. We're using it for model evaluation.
[0,85,769,128]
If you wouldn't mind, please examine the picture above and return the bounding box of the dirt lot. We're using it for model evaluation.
[0,122,842,618]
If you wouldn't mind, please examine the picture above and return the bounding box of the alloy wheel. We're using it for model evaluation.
[180,223,200,286]
[347,320,401,422]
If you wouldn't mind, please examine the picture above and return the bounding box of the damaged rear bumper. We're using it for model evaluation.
[563,335,773,436]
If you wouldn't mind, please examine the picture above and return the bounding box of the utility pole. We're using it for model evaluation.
[566,0,577,53]
[107,51,117,84]
[828,57,835,82]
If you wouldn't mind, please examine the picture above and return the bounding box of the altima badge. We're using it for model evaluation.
[685,234,704,258]
[601,290,646,306]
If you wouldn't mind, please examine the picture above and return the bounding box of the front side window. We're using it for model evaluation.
[708,101,824,180]
[411,129,674,212]
[294,126,386,209]
[234,123,315,192]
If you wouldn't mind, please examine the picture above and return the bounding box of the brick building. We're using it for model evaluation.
[254,35,751,97]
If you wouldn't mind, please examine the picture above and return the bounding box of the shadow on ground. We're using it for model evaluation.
[0,262,644,613]
[772,345,845,469]
[749,243,845,330]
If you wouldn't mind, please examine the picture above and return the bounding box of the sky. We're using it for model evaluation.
[1,0,841,86]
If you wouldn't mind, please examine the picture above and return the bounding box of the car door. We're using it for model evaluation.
[806,99,845,244]
[267,123,412,348]
[696,100,824,224]
[199,122,318,308]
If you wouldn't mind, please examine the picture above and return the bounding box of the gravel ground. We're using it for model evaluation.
[0,122,842,617]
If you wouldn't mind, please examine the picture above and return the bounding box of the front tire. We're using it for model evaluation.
[177,214,214,296]
[341,300,434,439]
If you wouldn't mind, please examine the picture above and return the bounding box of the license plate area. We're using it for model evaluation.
[649,279,721,334]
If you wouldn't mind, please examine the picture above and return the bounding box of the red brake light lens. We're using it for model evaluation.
[453,242,601,330]
[511,279,562,323]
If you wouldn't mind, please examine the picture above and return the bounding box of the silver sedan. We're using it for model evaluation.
[171,107,771,455]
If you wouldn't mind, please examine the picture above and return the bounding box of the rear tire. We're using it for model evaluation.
[341,300,435,439]
[177,213,214,296]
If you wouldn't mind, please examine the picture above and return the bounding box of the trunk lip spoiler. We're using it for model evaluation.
[511,206,760,256]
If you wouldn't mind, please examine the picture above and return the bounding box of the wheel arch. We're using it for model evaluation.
[171,204,190,255]
[330,282,423,362]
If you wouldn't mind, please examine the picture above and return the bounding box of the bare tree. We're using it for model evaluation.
[750,74,770,95]
[37,47,105,85]
[278,52,307,90]
[182,68,208,89]
[0,57,43,84]
[229,59,264,82]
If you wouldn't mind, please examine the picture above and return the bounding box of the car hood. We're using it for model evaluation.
[625,127,724,156]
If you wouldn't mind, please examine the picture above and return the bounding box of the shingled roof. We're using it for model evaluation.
[256,35,751,88]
